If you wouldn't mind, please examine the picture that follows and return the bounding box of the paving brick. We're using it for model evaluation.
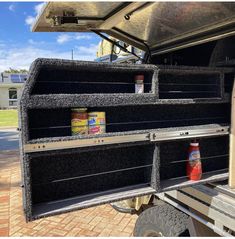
[103,206,113,212]
[113,213,125,221]
[11,232,23,237]
[95,222,108,230]
[73,216,93,225]
[60,215,74,225]
[65,227,82,237]
[98,228,113,236]
[89,216,103,226]
[0,228,8,236]
[78,229,99,237]
[0,150,138,237]
[123,225,134,234]
[118,217,131,227]
[10,219,22,227]
[64,221,78,231]
[10,214,21,221]
[109,230,123,236]
[9,225,21,235]
[92,226,104,233]
[0,224,8,229]
[118,231,132,237]
[112,223,127,232]
[104,223,118,230]
[55,223,67,230]
[127,222,136,229]
[111,219,124,225]
[50,228,67,236]
[100,217,111,223]
[0,219,8,224]
[78,222,94,231]
[17,228,31,234]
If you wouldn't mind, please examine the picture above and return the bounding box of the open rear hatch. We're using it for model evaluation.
[33,2,235,54]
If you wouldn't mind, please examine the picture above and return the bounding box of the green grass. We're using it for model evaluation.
[0,110,18,127]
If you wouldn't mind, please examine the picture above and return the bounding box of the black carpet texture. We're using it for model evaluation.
[19,58,232,221]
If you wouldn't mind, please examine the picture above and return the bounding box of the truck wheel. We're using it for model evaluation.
[134,201,189,237]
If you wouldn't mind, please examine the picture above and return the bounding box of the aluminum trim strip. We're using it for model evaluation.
[24,133,149,153]
[150,126,229,142]
[24,126,229,153]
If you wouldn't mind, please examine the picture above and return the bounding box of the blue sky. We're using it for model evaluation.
[0,2,101,72]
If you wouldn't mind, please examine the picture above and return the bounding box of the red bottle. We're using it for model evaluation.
[187,141,202,181]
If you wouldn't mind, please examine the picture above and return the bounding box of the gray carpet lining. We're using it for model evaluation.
[19,58,232,221]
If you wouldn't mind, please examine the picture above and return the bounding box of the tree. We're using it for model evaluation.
[4,68,28,73]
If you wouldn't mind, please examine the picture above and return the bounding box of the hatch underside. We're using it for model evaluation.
[33,2,235,53]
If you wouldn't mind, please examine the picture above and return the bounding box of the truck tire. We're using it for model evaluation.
[134,201,189,237]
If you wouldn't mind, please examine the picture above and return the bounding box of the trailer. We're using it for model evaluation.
[19,2,235,236]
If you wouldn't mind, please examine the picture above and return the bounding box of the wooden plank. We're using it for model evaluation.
[229,79,235,188]
[165,190,235,231]
[182,186,235,216]
[211,182,235,198]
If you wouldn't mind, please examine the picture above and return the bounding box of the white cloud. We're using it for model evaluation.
[28,39,45,45]
[75,33,92,40]
[28,39,35,44]
[9,4,16,12]
[25,3,45,27]
[75,44,98,55]
[25,16,35,26]
[57,33,93,44]
[57,34,72,44]
[0,44,97,72]
[34,2,44,15]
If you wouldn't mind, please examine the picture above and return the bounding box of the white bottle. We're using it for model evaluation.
[135,75,144,94]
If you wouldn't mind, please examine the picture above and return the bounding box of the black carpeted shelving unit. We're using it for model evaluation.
[19,58,234,221]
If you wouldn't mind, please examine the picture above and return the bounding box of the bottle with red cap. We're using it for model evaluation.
[135,74,144,93]
[186,140,202,181]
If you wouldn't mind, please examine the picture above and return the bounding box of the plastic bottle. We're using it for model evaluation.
[186,141,202,181]
[135,74,144,93]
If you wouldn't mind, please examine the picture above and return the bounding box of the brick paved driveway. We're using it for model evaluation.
[0,150,137,237]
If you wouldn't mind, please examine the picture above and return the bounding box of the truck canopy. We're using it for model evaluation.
[33,2,235,54]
